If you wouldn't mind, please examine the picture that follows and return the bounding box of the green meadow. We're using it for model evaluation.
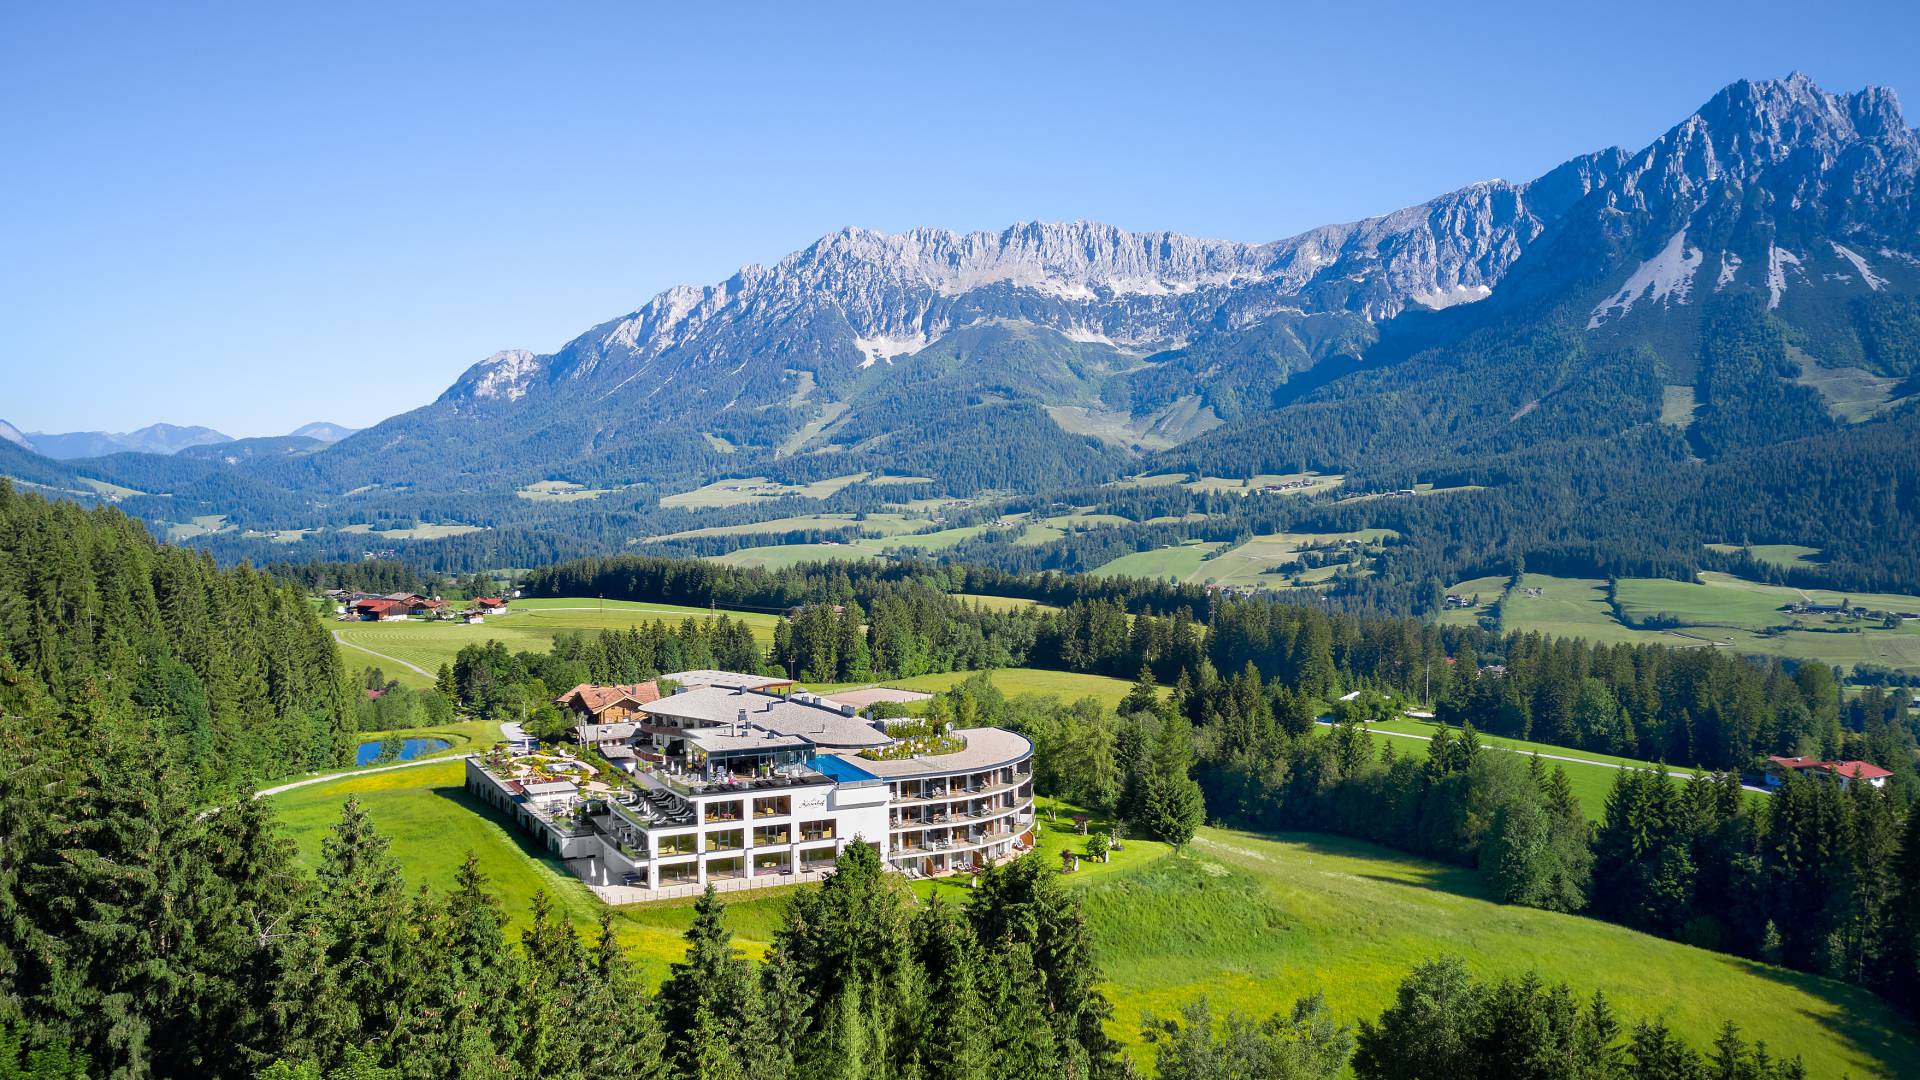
[1085,830,1913,1078]
[705,543,889,570]
[815,667,1142,711]
[657,473,874,509]
[1089,540,1228,582]
[1351,717,1724,820]
[1089,529,1389,590]
[1463,572,1920,676]
[268,764,1913,1077]
[331,598,784,686]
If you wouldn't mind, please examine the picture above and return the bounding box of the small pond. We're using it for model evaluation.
[355,737,452,766]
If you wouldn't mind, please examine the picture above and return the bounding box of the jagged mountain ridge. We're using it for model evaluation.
[449,158,1625,408]
[294,148,1632,493]
[54,74,1916,516]
[1170,74,1920,482]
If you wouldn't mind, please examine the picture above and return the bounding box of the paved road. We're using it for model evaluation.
[1320,717,1768,791]
[331,629,435,678]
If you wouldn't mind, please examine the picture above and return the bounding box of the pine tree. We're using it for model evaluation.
[910,897,991,1080]
[1119,666,1160,718]
[659,887,759,1075]
[515,891,588,1078]
[1141,710,1204,849]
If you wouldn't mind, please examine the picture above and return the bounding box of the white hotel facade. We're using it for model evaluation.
[465,673,1036,895]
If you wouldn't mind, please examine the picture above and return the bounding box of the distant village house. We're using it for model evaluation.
[1764,755,1893,791]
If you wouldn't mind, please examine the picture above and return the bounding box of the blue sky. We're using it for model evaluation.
[3,1,1916,437]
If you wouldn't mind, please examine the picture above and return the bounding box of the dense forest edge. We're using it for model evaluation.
[3,481,1917,1078]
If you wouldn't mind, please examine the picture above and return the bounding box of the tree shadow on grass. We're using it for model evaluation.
[427,784,590,895]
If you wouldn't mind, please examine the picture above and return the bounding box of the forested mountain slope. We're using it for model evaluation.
[5,75,1914,607]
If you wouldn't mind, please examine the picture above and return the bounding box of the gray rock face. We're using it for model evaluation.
[445,169,1634,413]
[380,75,1915,490]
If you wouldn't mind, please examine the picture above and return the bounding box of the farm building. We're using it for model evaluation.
[1764,755,1893,791]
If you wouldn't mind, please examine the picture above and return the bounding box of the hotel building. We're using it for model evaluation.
[465,671,1035,896]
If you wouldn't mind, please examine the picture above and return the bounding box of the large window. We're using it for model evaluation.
[753,795,791,818]
[705,829,744,852]
[705,799,745,824]
[799,819,835,841]
[753,825,790,847]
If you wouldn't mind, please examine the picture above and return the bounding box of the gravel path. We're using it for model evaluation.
[255,752,472,798]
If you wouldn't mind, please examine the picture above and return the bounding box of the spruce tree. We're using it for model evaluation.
[1141,710,1204,849]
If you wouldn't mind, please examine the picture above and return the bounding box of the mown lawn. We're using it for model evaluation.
[331,599,784,687]
[815,667,1144,710]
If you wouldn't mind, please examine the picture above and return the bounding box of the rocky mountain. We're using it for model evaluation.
[20,74,1913,598]
[1176,73,1920,478]
[298,142,1634,494]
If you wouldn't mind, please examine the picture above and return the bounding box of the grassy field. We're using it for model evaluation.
[1090,531,1388,590]
[1090,541,1228,582]
[1659,384,1698,427]
[654,512,924,542]
[1351,717,1723,820]
[1469,572,1920,676]
[516,480,616,502]
[1085,830,1914,1078]
[1196,529,1395,589]
[338,522,485,540]
[658,474,871,509]
[1108,471,1345,496]
[332,598,785,686]
[706,544,890,570]
[270,764,1916,1076]
[1705,542,1825,569]
[952,593,1060,613]
[814,667,1142,710]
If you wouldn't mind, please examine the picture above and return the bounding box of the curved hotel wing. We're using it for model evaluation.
[465,673,1035,896]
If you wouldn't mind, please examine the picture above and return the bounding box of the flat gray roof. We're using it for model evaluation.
[831,727,1032,779]
[821,686,935,708]
[683,727,812,754]
[661,669,795,691]
[641,686,891,749]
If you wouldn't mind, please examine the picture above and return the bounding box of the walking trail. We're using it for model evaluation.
[1323,717,1768,792]
[331,629,434,678]
[256,753,472,798]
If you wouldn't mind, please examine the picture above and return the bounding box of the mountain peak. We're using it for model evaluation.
[1694,73,1910,148]
[0,419,31,451]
